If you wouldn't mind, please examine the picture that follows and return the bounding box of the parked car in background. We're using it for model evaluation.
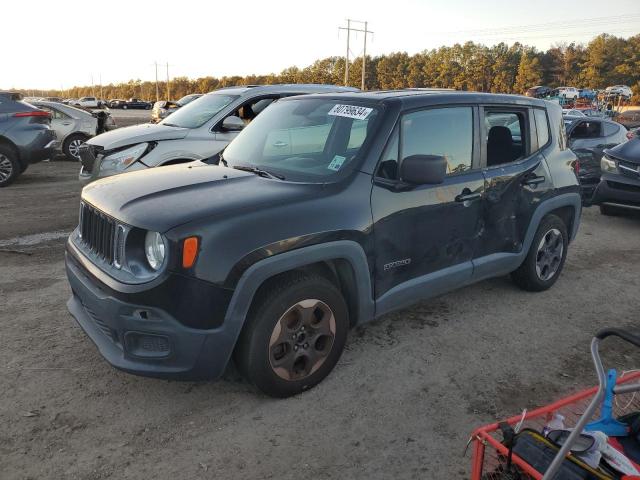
[29,100,116,160]
[151,93,203,122]
[564,115,628,202]
[525,86,551,98]
[593,138,640,215]
[0,92,57,187]
[121,98,151,110]
[553,87,579,99]
[562,109,586,117]
[605,85,633,99]
[78,84,359,184]
[615,109,640,129]
[66,91,581,397]
[578,89,596,100]
[44,97,63,103]
[108,99,126,108]
[73,97,100,109]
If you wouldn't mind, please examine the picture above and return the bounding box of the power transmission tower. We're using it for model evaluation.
[339,19,373,90]
[166,62,170,101]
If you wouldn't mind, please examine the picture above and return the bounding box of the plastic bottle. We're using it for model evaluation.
[542,413,566,437]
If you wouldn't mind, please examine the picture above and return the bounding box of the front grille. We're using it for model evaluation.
[79,202,116,264]
[618,160,640,179]
[607,180,640,193]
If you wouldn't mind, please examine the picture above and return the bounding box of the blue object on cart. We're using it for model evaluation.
[585,369,629,437]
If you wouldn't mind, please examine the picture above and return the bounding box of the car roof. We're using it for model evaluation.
[279,89,550,109]
[206,84,359,96]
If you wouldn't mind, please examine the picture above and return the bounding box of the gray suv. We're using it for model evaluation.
[78,84,358,184]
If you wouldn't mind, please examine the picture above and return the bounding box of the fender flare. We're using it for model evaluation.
[203,240,374,374]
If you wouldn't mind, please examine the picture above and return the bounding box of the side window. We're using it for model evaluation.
[534,109,550,147]
[603,122,619,137]
[263,117,335,157]
[376,126,399,179]
[235,97,276,125]
[347,118,369,150]
[484,110,527,167]
[571,121,602,139]
[401,107,473,176]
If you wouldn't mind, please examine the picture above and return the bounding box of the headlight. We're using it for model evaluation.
[101,143,148,172]
[144,231,166,270]
[601,156,618,173]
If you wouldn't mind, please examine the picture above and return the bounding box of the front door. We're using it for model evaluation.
[371,106,484,311]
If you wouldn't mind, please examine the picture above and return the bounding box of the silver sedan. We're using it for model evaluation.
[29,101,116,160]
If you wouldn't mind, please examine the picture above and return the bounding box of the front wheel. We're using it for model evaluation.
[123,105,128,110]
[234,272,348,398]
[511,214,568,292]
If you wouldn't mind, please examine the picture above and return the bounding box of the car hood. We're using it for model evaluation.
[81,162,323,233]
[606,138,639,164]
[86,123,189,150]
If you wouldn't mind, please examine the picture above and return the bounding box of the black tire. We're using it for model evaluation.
[123,105,128,110]
[511,214,569,292]
[0,144,21,187]
[62,133,86,161]
[599,204,618,216]
[234,272,348,398]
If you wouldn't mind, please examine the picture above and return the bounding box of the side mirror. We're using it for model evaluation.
[221,115,245,132]
[400,154,447,185]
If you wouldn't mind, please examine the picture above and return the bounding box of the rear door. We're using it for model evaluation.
[474,106,553,278]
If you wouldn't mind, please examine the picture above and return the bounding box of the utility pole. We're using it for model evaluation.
[166,62,170,101]
[338,20,373,90]
[99,74,103,100]
[155,62,160,102]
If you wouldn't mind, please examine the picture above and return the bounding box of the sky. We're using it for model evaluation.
[2,0,639,90]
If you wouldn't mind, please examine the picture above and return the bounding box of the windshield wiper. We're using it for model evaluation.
[232,164,285,180]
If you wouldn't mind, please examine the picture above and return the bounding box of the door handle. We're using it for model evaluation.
[523,174,545,186]
[455,191,481,203]
[273,141,288,148]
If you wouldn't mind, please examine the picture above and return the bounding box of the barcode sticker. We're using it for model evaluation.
[328,104,372,120]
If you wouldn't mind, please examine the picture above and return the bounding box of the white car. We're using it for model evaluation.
[555,87,579,99]
[562,109,586,117]
[605,85,633,99]
[74,97,99,109]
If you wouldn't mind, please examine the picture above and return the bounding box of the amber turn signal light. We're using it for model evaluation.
[182,237,199,268]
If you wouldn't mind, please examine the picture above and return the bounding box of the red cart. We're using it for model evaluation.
[470,329,640,479]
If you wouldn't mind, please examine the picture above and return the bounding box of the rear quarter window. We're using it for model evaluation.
[603,122,620,136]
[534,109,550,147]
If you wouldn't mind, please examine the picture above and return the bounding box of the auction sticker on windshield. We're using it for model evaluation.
[328,104,372,120]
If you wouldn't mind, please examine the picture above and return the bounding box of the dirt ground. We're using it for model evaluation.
[1,160,640,479]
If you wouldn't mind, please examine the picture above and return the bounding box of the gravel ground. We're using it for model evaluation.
[1,160,640,479]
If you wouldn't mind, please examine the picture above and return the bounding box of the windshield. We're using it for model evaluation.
[161,93,237,128]
[223,98,379,182]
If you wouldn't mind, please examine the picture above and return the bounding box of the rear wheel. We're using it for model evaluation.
[511,214,568,292]
[63,133,86,161]
[234,272,348,398]
[123,105,128,110]
[0,145,20,187]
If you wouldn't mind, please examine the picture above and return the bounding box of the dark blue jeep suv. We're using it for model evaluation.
[65,91,582,397]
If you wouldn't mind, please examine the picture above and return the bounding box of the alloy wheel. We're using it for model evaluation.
[68,139,84,159]
[0,154,13,182]
[535,228,564,281]
[268,299,336,381]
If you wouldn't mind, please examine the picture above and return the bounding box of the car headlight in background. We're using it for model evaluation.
[100,143,148,172]
[600,155,618,174]
[144,231,166,270]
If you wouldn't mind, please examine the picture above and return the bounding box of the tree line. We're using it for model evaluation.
[15,33,640,104]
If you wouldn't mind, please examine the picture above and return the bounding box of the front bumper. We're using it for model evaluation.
[592,171,640,209]
[65,245,234,380]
